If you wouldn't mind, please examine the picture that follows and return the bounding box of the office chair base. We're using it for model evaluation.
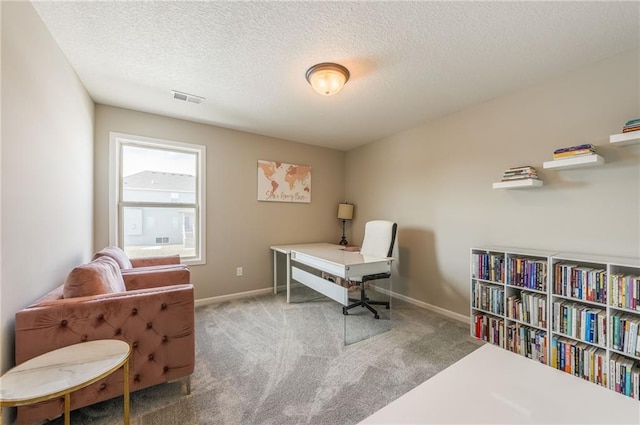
[343,282,390,319]
[342,299,389,320]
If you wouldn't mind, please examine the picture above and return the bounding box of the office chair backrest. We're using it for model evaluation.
[360,220,397,258]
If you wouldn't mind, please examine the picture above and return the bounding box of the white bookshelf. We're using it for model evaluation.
[470,247,555,361]
[543,154,604,170]
[610,129,640,146]
[492,179,543,189]
[471,246,640,401]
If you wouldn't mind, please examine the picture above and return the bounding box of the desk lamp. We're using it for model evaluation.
[337,203,354,245]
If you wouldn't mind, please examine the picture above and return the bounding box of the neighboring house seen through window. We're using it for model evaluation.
[109,133,206,265]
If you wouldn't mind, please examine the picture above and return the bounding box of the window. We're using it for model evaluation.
[109,133,206,265]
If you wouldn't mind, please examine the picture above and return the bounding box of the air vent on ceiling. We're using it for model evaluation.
[171,90,205,105]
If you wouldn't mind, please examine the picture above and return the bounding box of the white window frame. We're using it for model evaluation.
[109,132,206,266]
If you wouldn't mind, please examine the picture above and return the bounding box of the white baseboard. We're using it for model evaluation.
[195,285,469,324]
[371,285,468,324]
[195,287,273,308]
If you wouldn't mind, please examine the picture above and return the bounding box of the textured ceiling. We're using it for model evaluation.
[32,1,639,151]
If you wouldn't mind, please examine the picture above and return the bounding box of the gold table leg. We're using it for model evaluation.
[123,358,130,425]
[64,393,70,425]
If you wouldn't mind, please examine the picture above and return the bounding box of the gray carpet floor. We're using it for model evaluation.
[48,293,481,425]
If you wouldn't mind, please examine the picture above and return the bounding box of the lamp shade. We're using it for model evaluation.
[306,63,350,96]
[338,203,354,220]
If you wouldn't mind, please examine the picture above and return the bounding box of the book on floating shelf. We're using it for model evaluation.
[551,144,596,160]
[493,165,542,189]
[622,118,640,133]
[500,166,539,182]
[553,144,593,154]
[500,175,537,181]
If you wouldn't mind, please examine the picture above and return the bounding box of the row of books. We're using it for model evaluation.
[610,354,640,399]
[473,282,504,315]
[553,262,607,304]
[551,336,607,387]
[611,313,640,356]
[473,264,639,312]
[622,118,640,134]
[552,143,596,160]
[472,313,504,346]
[610,273,640,311]
[508,257,547,291]
[552,300,607,346]
[472,252,505,283]
[507,292,547,328]
[474,298,638,354]
[472,253,548,291]
[506,324,547,364]
[499,165,539,182]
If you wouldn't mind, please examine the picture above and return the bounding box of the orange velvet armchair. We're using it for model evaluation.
[14,247,194,424]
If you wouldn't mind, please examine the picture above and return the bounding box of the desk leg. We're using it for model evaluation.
[273,251,278,294]
[1,406,3,425]
[64,393,70,425]
[286,253,291,304]
[123,358,130,425]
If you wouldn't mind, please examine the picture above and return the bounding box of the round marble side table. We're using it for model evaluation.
[0,339,131,425]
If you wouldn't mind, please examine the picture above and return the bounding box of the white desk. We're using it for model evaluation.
[271,243,331,303]
[270,243,393,304]
[359,343,640,424]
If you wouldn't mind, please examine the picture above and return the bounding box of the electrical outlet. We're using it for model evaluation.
[236,267,243,277]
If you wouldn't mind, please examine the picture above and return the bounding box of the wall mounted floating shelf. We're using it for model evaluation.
[610,129,640,146]
[542,154,604,170]
[492,179,543,189]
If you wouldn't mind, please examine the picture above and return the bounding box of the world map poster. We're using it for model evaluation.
[257,160,311,203]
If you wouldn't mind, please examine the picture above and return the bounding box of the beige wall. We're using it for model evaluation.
[1,0,95,377]
[94,105,346,300]
[346,49,640,317]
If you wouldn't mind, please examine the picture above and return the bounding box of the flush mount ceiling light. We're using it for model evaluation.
[305,63,350,96]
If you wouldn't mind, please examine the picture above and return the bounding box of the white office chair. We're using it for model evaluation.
[343,220,397,319]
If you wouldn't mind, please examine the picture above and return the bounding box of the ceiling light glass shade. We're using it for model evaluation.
[306,63,350,96]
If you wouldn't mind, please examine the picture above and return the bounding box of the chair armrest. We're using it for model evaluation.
[15,284,194,365]
[121,265,190,291]
[130,255,180,268]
